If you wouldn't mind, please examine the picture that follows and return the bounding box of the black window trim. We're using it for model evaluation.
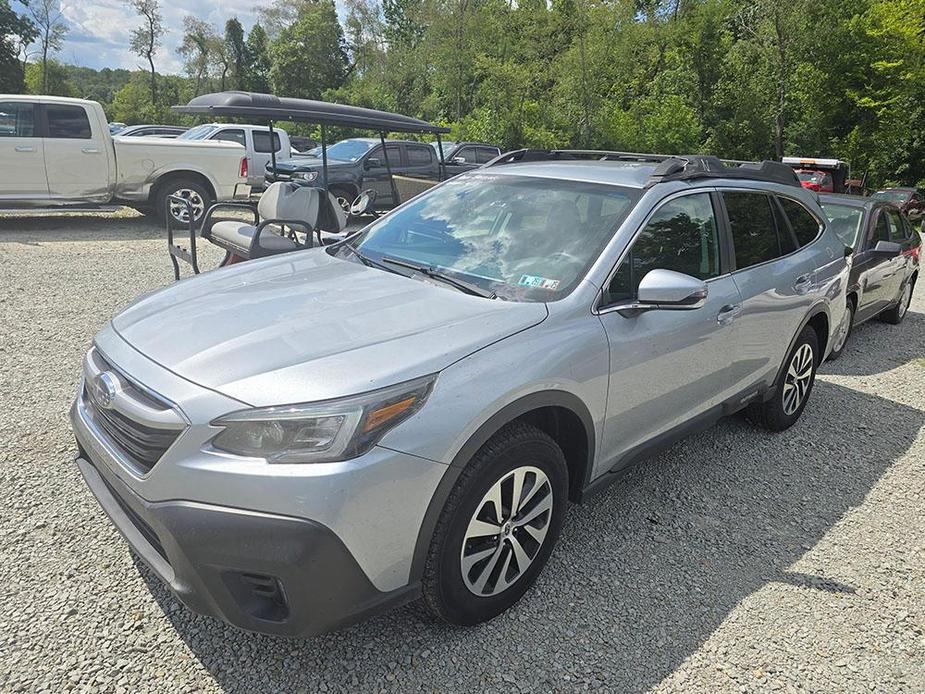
[718,187,826,275]
[596,188,731,314]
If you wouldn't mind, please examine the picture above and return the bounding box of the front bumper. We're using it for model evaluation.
[74,446,418,636]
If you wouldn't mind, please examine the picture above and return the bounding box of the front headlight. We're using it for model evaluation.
[210,374,435,463]
[292,171,319,182]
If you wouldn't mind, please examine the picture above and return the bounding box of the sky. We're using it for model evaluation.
[11,1,281,75]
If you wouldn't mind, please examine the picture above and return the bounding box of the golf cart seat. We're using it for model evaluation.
[204,182,324,260]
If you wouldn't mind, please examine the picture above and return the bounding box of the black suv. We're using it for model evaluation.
[266,137,442,211]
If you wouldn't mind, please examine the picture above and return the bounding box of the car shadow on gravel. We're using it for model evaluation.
[0,213,163,242]
[134,379,923,693]
[822,307,924,377]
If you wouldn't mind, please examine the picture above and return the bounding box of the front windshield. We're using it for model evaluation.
[322,139,375,162]
[179,124,219,140]
[871,190,909,204]
[336,173,640,301]
[821,203,864,248]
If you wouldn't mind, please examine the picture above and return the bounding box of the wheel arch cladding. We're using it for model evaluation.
[807,310,830,358]
[408,391,595,583]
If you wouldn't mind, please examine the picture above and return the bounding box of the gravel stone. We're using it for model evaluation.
[1,211,924,692]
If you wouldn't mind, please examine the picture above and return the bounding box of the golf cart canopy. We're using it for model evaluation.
[172,91,450,134]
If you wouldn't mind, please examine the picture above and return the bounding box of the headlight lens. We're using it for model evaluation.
[292,171,319,182]
[211,374,435,463]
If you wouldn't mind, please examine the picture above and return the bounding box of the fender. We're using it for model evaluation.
[766,302,831,401]
[407,390,595,583]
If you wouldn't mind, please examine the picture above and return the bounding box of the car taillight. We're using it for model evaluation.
[239,157,248,179]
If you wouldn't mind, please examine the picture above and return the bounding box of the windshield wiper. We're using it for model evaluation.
[339,241,397,273]
[379,256,497,299]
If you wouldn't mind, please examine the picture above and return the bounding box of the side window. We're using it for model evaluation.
[0,102,35,137]
[725,192,784,269]
[771,199,798,255]
[886,211,907,242]
[253,130,281,153]
[212,129,246,147]
[454,146,477,163]
[605,193,720,304]
[779,197,822,247]
[407,145,434,166]
[870,212,890,245]
[476,147,500,163]
[45,105,91,139]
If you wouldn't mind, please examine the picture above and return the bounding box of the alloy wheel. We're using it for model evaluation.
[169,188,205,223]
[782,343,814,415]
[460,465,553,597]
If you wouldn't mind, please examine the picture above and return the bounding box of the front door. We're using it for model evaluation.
[598,191,745,464]
[0,101,48,201]
[363,144,403,207]
[43,102,110,203]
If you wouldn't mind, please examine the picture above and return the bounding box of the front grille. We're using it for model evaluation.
[84,384,182,472]
[82,349,185,474]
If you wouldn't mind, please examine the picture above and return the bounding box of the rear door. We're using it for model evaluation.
[251,129,285,188]
[722,190,820,388]
[857,208,899,317]
[0,100,47,201]
[43,102,111,203]
[402,143,438,180]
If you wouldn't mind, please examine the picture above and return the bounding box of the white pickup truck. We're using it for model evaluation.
[0,95,247,225]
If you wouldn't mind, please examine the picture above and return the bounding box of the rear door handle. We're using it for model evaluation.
[717,303,742,325]
[14,145,35,152]
[793,275,813,294]
[81,147,100,154]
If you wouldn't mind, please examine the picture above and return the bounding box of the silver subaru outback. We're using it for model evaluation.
[72,152,849,636]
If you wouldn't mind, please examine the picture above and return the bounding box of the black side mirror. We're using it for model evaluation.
[365,157,380,169]
[873,240,902,255]
[844,246,854,258]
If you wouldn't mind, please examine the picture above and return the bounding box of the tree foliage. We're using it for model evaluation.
[0,0,35,93]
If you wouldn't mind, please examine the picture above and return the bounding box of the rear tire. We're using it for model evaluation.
[420,422,568,626]
[747,325,819,431]
[156,177,212,229]
[879,282,912,325]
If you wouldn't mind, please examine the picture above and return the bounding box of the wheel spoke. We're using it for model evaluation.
[492,547,515,594]
[461,546,496,575]
[466,518,501,539]
[508,534,531,574]
[471,544,505,594]
[514,491,552,527]
[509,468,526,517]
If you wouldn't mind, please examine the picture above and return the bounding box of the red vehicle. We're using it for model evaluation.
[782,157,850,194]
[871,188,925,221]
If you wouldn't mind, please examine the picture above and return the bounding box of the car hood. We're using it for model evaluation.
[111,250,547,406]
[269,158,351,173]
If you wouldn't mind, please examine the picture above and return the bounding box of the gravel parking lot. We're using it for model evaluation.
[1,211,923,693]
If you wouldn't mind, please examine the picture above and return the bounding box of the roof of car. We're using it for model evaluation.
[485,160,658,188]
[818,193,881,207]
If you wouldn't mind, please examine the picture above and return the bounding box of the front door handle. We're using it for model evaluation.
[14,145,35,152]
[717,303,742,325]
[793,275,813,294]
[81,147,100,154]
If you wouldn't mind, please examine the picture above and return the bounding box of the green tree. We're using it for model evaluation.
[269,1,348,100]
[225,17,248,91]
[24,58,75,96]
[245,23,272,92]
[0,0,35,93]
[28,0,68,93]
[128,0,165,107]
[178,16,215,96]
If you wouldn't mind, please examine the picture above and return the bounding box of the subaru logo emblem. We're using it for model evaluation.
[92,372,119,409]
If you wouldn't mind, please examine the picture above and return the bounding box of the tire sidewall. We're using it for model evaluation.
[775,327,819,425]
[158,179,210,228]
[432,434,568,626]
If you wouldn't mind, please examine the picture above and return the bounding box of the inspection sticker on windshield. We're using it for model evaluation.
[518,274,560,291]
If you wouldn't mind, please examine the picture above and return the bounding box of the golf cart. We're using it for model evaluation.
[165,91,450,279]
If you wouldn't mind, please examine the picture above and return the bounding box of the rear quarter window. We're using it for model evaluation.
[723,192,783,269]
[779,197,823,247]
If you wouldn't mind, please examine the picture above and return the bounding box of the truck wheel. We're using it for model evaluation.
[420,422,568,626]
[156,178,212,228]
[328,185,354,213]
[746,325,819,432]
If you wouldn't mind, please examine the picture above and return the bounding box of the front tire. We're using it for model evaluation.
[826,300,854,361]
[420,423,568,626]
[747,325,819,431]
